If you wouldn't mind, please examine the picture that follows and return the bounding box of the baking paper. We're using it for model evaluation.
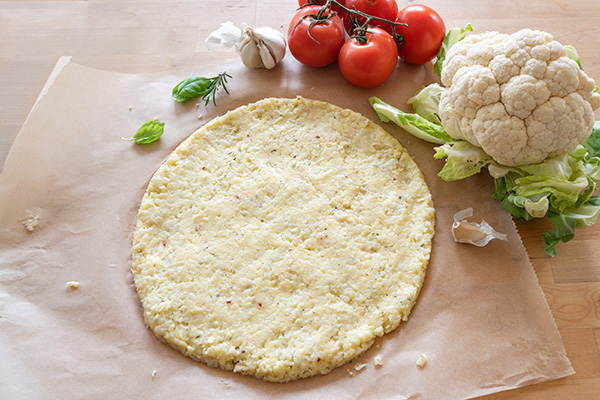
[0,56,573,399]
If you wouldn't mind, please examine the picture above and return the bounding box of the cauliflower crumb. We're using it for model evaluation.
[354,363,367,371]
[373,355,383,366]
[151,369,158,379]
[22,215,40,231]
[198,115,203,120]
[220,378,230,387]
[416,354,428,368]
[66,281,80,289]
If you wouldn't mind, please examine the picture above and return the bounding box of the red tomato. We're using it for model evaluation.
[394,5,446,65]
[344,0,398,35]
[288,5,346,67]
[338,27,398,88]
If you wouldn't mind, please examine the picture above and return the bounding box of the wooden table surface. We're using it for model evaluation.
[1,0,599,398]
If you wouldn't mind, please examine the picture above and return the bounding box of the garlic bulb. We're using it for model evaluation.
[205,22,286,69]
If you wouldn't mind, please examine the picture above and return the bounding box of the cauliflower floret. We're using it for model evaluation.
[526,93,596,158]
[544,57,580,97]
[512,29,552,53]
[488,55,519,84]
[439,28,600,166]
[501,74,550,119]
[471,103,532,165]
[521,58,547,79]
[447,65,500,119]
[441,32,508,87]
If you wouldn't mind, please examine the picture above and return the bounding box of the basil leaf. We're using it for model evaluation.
[121,120,165,144]
[172,72,231,105]
[172,76,213,102]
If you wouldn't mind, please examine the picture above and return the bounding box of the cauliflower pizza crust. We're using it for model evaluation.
[131,97,435,382]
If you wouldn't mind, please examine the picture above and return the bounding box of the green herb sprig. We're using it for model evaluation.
[121,120,165,144]
[172,71,231,105]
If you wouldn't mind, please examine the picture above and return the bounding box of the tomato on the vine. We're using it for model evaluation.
[338,27,398,88]
[297,0,346,16]
[394,5,446,65]
[343,0,398,35]
[288,5,346,67]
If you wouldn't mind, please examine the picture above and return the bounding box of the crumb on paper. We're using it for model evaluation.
[22,215,40,231]
[354,362,367,371]
[416,354,427,368]
[220,378,230,388]
[66,281,80,289]
[373,355,383,366]
[129,106,133,111]
[346,362,367,376]
[151,369,158,379]
[198,115,203,120]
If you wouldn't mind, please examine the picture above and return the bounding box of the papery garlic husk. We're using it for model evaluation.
[452,208,508,247]
[205,21,242,51]
[205,22,286,69]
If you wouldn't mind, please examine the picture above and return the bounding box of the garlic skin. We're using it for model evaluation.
[452,208,508,247]
[205,22,286,69]
[205,21,242,51]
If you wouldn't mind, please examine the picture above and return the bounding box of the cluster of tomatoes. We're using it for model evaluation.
[288,1,446,88]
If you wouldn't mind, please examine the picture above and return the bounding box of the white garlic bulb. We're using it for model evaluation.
[205,22,287,69]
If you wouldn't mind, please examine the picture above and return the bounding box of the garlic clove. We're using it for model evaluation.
[253,26,286,69]
[452,208,508,247]
[257,43,278,69]
[238,37,263,68]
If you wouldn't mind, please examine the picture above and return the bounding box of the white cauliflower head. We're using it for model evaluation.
[439,29,600,166]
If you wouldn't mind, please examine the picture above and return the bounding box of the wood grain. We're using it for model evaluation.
[1,0,599,398]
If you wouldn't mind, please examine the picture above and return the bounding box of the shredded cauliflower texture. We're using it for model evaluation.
[439,29,600,166]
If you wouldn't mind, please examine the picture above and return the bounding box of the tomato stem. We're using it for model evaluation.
[292,5,340,46]
[302,0,407,44]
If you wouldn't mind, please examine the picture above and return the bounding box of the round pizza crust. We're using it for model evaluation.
[131,96,435,382]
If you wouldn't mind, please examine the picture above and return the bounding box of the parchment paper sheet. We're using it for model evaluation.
[0,55,574,399]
